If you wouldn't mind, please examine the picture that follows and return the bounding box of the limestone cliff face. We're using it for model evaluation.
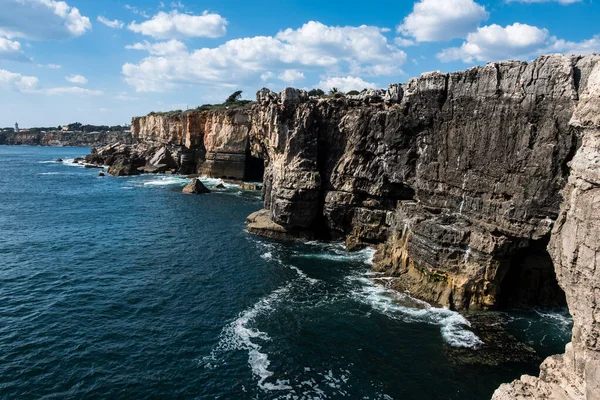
[250,55,587,311]
[131,109,252,178]
[493,56,600,400]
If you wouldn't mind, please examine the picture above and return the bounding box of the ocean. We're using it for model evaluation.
[0,145,572,399]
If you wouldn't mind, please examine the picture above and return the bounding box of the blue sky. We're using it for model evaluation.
[0,0,598,128]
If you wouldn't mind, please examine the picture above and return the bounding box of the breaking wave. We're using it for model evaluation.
[349,274,483,349]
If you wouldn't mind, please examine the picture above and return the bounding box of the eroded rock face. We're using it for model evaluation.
[130,109,253,179]
[493,55,600,400]
[248,56,586,313]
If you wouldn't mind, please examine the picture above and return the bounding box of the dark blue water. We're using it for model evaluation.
[0,146,572,399]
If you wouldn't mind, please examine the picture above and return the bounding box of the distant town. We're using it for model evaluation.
[4,122,132,135]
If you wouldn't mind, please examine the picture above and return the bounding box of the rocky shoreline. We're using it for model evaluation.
[84,54,599,399]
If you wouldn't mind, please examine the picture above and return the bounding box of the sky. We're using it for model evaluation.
[0,0,598,128]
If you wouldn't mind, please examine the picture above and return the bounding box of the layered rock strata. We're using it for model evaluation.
[493,56,600,400]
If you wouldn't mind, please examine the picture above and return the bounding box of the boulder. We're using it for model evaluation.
[56,158,63,162]
[148,146,177,170]
[182,179,211,194]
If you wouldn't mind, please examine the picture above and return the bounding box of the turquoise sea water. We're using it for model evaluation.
[0,146,572,399]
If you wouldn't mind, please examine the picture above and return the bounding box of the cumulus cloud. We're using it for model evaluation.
[38,86,103,96]
[398,0,488,42]
[65,74,87,84]
[0,68,38,91]
[317,76,378,92]
[278,69,305,83]
[122,21,406,92]
[437,23,600,63]
[0,0,91,40]
[547,35,600,55]
[97,16,124,29]
[125,39,186,55]
[128,10,227,39]
[0,37,30,62]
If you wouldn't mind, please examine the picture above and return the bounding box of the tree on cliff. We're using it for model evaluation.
[225,90,243,104]
[308,89,325,97]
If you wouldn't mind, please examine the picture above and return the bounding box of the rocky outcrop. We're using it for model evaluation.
[182,179,211,194]
[0,131,133,146]
[493,56,600,400]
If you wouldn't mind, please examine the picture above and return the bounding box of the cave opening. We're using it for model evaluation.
[244,152,265,182]
[497,237,567,309]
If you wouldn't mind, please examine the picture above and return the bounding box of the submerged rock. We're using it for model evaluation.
[55,158,63,162]
[98,172,105,177]
[446,313,539,366]
[182,179,211,194]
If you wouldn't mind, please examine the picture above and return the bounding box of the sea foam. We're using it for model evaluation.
[207,284,293,392]
[350,274,483,349]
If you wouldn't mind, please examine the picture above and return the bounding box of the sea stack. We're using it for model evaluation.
[182,179,211,194]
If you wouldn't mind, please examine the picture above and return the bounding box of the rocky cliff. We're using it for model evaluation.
[129,109,254,178]
[91,53,599,399]
[493,56,600,400]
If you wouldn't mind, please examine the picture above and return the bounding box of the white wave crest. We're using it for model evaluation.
[350,275,483,349]
[296,242,376,265]
[142,176,189,186]
[206,285,293,392]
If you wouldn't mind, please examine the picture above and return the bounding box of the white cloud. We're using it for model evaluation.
[97,16,124,29]
[278,69,305,83]
[128,10,227,39]
[398,0,488,42]
[506,0,581,4]
[547,35,600,55]
[125,39,186,55]
[65,74,88,84]
[0,68,38,91]
[317,76,378,93]
[122,21,407,92]
[394,37,416,47]
[0,0,91,40]
[437,23,600,63]
[114,93,139,101]
[44,63,61,69]
[38,86,103,96]
[0,37,30,62]
[260,71,274,81]
[125,4,149,18]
